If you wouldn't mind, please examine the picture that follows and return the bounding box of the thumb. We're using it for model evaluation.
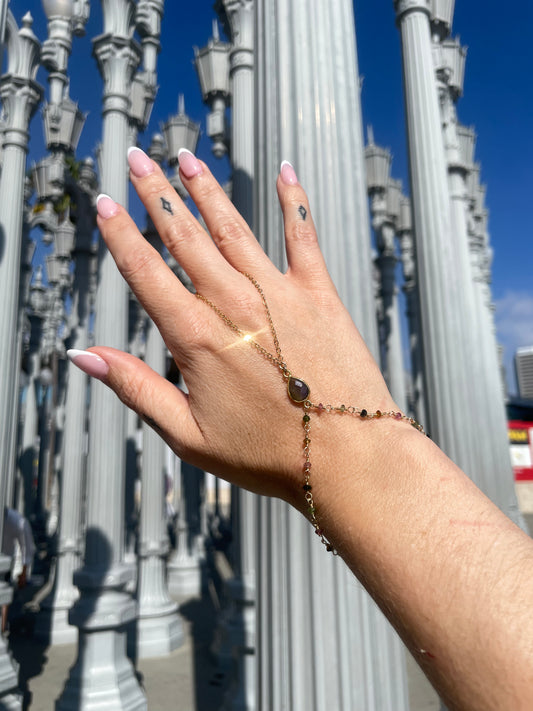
[67,347,200,456]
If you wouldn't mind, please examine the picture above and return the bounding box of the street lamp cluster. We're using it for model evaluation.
[0,1,520,709]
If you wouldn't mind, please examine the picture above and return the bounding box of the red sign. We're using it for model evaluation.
[509,421,533,481]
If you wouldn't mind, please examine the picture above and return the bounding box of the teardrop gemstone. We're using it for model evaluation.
[287,376,310,403]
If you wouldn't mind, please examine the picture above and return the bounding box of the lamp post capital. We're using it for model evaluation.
[216,0,254,50]
[0,12,43,142]
[93,34,142,115]
[394,0,430,22]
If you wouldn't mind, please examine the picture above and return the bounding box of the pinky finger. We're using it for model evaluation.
[277,162,332,289]
[66,347,203,459]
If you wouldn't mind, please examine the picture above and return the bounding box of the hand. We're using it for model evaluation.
[73,149,397,509]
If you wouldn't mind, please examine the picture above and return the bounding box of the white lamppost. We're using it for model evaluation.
[56,1,146,708]
[364,137,408,411]
[396,195,427,425]
[0,13,42,705]
[162,94,200,199]
[194,20,230,158]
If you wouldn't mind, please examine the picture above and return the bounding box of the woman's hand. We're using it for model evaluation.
[69,147,533,708]
[71,148,395,508]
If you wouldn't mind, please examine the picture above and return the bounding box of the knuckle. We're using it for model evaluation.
[193,173,220,202]
[165,219,199,253]
[119,246,161,282]
[139,176,169,202]
[228,290,256,315]
[289,220,318,244]
[215,217,248,248]
[116,370,155,412]
[179,311,212,349]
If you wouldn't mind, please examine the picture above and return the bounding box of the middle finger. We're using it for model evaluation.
[127,146,235,291]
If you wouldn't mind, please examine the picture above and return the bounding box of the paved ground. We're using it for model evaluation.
[4,589,440,711]
[7,591,231,711]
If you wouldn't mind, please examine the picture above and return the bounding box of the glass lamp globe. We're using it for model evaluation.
[40,367,54,387]
[42,0,74,19]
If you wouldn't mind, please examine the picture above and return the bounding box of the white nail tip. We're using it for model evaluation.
[67,349,102,362]
[280,160,294,169]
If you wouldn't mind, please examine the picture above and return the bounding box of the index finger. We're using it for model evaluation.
[95,194,199,344]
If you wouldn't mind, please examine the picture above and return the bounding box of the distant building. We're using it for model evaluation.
[515,346,533,399]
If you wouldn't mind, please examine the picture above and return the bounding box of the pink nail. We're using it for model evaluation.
[67,349,109,380]
[127,146,154,178]
[178,148,203,179]
[96,194,119,219]
[280,160,299,186]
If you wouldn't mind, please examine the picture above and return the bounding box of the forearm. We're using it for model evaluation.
[310,423,533,710]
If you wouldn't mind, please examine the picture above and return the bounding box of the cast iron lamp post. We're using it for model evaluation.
[0,13,42,705]
[162,94,200,199]
[194,20,230,158]
[365,136,408,411]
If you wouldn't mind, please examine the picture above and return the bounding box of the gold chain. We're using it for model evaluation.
[196,273,427,555]
[196,273,291,379]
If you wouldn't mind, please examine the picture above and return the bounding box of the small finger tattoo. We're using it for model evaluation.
[298,205,307,221]
[161,197,173,215]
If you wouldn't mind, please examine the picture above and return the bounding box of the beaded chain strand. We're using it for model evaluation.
[197,274,427,555]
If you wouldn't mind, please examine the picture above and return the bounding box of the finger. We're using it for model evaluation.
[177,149,275,275]
[276,162,334,289]
[96,194,200,343]
[67,347,203,460]
[127,147,236,290]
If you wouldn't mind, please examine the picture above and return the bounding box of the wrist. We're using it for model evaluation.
[295,413,428,552]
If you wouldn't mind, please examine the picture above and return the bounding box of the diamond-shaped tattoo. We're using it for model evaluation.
[161,197,173,215]
[298,205,307,221]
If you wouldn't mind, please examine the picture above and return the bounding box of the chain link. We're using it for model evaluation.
[196,273,290,376]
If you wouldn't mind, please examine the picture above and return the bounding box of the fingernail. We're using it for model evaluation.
[67,349,109,380]
[96,194,119,219]
[280,160,299,186]
[128,146,155,178]
[178,148,203,179]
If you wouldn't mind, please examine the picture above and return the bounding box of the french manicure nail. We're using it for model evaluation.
[178,148,203,179]
[127,146,155,178]
[96,194,119,219]
[67,349,109,380]
[280,160,299,186]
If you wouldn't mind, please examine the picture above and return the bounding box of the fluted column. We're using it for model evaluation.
[220,0,254,224]
[254,1,408,708]
[18,276,46,517]
[10,211,35,512]
[369,183,408,412]
[469,204,523,524]
[134,314,183,658]
[397,197,427,424]
[377,253,407,412]
[35,169,97,645]
[0,12,42,708]
[56,4,145,708]
[215,3,257,708]
[393,0,474,474]
[167,462,206,597]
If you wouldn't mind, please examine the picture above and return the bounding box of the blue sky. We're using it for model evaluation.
[10,0,533,392]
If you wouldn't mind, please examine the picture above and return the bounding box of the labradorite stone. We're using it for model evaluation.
[288,377,310,402]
